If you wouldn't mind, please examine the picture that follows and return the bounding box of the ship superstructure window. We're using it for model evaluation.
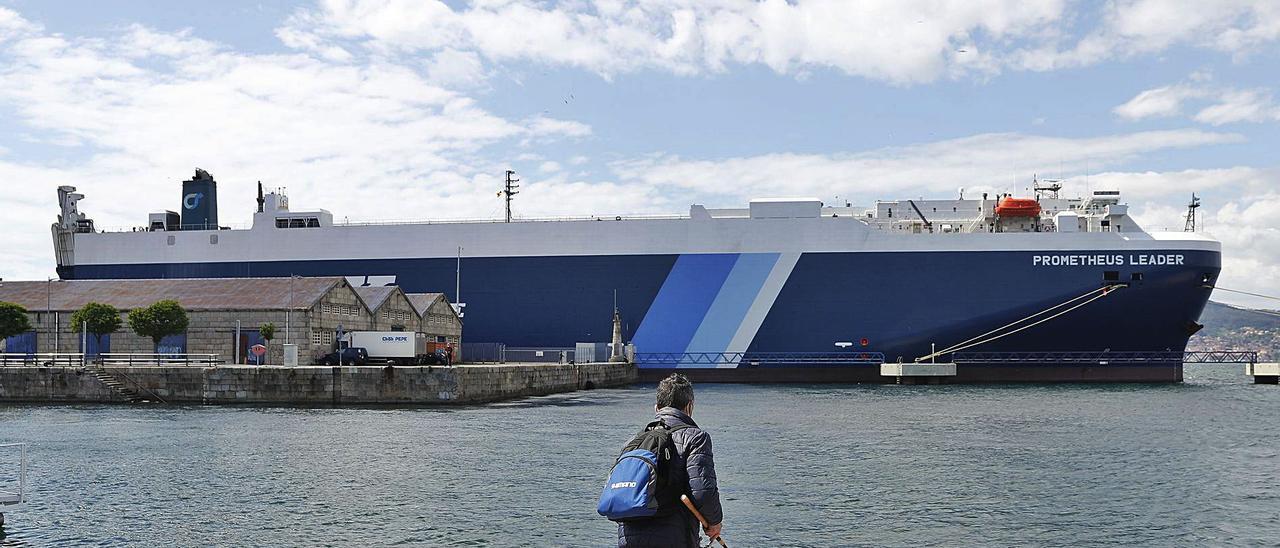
[276,217,321,228]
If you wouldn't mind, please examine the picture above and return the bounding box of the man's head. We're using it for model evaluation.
[655,373,695,415]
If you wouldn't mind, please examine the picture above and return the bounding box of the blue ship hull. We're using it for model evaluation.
[58,248,1219,382]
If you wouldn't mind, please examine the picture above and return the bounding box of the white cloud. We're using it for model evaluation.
[0,11,596,281]
[1194,89,1280,125]
[282,0,1068,84]
[1014,0,1280,71]
[425,48,487,88]
[1115,79,1280,125]
[1087,167,1272,201]
[0,7,38,42]
[280,1,1280,85]
[1113,84,1210,120]
[610,129,1244,201]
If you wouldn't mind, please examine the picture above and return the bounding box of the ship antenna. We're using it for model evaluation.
[256,181,264,213]
[1184,193,1201,232]
[1033,174,1062,201]
[499,170,520,223]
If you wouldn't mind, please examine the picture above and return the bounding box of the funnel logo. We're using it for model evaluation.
[183,193,203,210]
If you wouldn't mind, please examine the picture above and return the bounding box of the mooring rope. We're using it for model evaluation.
[1212,286,1280,302]
[915,285,1111,362]
[916,285,1122,363]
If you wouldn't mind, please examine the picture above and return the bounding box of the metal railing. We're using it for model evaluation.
[635,352,885,367]
[99,353,220,367]
[952,351,1260,365]
[0,353,85,367]
[102,368,169,403]
[0,443,28,508]
[501,347,574,364]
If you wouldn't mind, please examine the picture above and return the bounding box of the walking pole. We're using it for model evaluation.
[680,494,728,548]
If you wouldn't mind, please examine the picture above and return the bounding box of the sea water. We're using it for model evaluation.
[0,364,1276,547]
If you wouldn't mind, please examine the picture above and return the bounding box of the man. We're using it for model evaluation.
[618,373,723,547]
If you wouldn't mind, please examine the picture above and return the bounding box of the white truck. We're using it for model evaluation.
[339,331,429,365]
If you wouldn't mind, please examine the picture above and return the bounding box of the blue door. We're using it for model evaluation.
[157,334,187,356]
[81,333,111,357]
[3,332,37,354]
[236,330,265,365]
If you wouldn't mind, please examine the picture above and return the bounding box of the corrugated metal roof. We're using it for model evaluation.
[0,277,345,311]
[352,286,397,312]
[406,292,445,315]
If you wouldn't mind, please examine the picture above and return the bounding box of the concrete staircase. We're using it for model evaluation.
[88,368,152,403]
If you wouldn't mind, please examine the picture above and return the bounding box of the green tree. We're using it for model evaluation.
[0,302,34,350]
[128,300,190,351]
[70,302,122,353]
[259,322,276,363]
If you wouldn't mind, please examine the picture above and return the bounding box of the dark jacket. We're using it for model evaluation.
[618,407,722,548]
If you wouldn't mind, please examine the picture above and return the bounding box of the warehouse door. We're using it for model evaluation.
[234,330,265,365]
[3,332,37,354]
[157,334,187,356]
[80,334,111,358]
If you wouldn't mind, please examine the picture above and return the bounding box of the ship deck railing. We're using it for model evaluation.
[635,352,886,367]
[91,213,695,233]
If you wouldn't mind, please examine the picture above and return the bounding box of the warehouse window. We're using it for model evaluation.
[311,330,321,345]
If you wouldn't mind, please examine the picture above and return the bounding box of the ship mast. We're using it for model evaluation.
[1032,174,1062,200]
[499,170,520,223]
[1184,193,1200,232]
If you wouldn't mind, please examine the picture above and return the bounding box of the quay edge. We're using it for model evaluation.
[638,364,1184,384]
[0,362,636,405]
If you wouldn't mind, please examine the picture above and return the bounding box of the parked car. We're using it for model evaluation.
[316,347,368,366]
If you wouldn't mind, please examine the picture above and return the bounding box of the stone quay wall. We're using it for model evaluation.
[0,361,636,405]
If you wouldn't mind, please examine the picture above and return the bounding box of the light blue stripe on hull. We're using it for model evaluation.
[684,253,779,356]
[629,254,737,355]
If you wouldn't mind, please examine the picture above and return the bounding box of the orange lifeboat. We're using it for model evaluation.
[995,197,1041,217]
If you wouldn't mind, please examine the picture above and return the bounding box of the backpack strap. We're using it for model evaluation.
[647,419,692,433]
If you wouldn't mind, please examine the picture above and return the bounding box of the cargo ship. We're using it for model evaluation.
[51,170,1220,382]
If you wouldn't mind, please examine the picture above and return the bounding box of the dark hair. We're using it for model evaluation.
[656,373,694,410]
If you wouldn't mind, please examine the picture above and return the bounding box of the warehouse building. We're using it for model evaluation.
[0,277,462,364]
[408,292,463,354]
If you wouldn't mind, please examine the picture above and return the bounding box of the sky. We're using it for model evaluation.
[0,0,1277,308]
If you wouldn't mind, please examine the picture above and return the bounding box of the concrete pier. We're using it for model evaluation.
[1246,362,1279,384]
[0,362,636,405]
[880,362,958,385]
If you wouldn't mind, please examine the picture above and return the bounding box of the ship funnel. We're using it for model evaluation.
[180,168,219,230]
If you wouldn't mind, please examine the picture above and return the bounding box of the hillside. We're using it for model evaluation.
[1189,301,1280,360]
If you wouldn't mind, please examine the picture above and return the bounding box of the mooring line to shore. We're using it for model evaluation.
[1212,286,1280,302]
[916,285,1115,362]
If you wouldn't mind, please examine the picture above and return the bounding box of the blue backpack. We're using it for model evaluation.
[597,421,690,521]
